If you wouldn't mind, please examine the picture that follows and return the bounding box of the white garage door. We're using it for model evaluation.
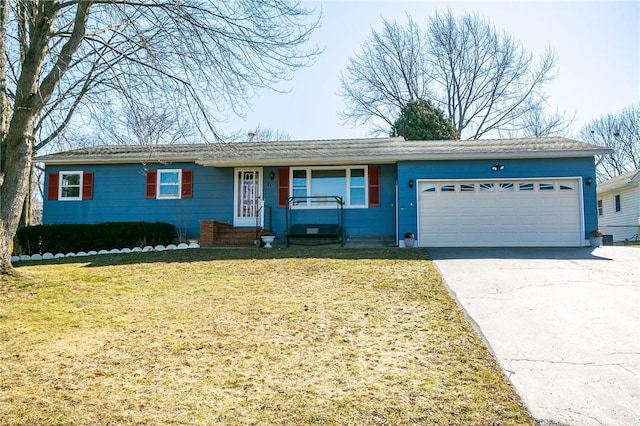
[418,179,582,247]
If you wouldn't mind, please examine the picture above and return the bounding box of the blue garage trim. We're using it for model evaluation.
[397,157,598,244]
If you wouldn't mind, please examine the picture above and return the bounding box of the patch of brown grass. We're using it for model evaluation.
[0,248,533,425]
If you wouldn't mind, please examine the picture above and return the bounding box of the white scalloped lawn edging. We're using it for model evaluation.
[11,241,200,262]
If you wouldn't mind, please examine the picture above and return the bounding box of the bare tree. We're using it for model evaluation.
[579,104,640,180]
[500,103,574,138]
[339,9,567,139]
[96,101,197,146]
[338,15,432,135]
[244,124,292,142]
[0,0,320,276]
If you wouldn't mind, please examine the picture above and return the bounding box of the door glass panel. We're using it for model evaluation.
[237,171,259,218]
[539,183,555,191]
[479,183,494,192]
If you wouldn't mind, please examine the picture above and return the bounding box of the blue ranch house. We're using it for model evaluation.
[36,137,610,248]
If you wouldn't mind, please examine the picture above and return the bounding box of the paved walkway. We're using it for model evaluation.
[428,247,640,426]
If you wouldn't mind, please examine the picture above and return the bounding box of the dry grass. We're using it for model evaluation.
[0,248,533,425]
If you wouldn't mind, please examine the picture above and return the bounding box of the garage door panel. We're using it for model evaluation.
[418,179,581,247]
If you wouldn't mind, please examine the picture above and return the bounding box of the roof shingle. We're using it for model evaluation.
[35,137,611,166]
[597,169,640,194]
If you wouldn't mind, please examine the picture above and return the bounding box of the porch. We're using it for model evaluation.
[199,221,396,248]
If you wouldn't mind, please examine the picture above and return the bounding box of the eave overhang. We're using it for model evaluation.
[35,137,613,167]
[195,149,612,167]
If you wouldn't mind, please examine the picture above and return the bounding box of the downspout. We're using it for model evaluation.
[395,173,399,247]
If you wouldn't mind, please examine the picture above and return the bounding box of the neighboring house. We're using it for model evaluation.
[596,169,640,243]
[36,137,611,248]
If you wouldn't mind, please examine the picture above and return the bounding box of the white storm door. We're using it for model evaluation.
[234,168,263,227]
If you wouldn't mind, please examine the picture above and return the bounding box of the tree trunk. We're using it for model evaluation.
[0,129,33,275]
[19,162,34,229]
[0,2,61,275]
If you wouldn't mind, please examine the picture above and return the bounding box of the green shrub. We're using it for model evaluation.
[15,222,176,255]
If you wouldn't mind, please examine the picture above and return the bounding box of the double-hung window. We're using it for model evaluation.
[157,169,181,199]
[47,171,93,201]
[59,171,83,200]
[290,166,368,208]
[145,169,193,200]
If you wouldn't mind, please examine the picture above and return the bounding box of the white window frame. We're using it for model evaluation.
[157,169,182,200]
[289,166,368,209]
[59,171,83,201]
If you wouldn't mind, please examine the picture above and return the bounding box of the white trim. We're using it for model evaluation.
[289,165,368,209]
[156,169,182,199]
[233,168,263,227]
[58,171,83,201]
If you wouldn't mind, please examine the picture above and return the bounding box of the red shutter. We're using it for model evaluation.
[82,172,94,200]
[278,168,290,208]
[47,173,59,200]
[181,170,193,198]
[368,166,380,207]
[146,171,157,198]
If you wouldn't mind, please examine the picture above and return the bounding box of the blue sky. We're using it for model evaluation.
[222,1,640,141]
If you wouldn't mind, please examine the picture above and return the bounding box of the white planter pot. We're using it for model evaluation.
[589,236,603,247]
[261,235,275,248]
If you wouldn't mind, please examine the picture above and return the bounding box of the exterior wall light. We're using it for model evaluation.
[408,179,414,189]
[586,177,593,186]
[491,164,504,171]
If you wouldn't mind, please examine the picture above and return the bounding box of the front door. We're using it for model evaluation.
[234,168,263,227]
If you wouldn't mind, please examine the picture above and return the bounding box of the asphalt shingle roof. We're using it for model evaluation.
[597,169,640,194]
[35,137,612,166]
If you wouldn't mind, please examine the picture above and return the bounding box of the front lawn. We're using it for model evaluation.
[0,248,533,425]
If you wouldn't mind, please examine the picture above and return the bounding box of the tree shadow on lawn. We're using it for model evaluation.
[16,247,431,268]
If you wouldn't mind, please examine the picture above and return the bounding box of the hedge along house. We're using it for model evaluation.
[36,137,611,248]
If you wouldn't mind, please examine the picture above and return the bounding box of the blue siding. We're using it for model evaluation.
[43,163,234,238]
[262,164,397,238]
[43,157,598,244]
[397,157,598,242]
[43,163,398,240]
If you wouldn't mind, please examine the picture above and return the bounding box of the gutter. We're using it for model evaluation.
[37,149,613,167]
[196,150,613,167]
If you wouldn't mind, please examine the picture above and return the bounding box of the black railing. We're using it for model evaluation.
[284,196,345,247]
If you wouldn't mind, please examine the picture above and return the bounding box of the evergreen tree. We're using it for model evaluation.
[391,99,459,140]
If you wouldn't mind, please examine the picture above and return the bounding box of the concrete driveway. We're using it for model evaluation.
[428,246,639,426]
